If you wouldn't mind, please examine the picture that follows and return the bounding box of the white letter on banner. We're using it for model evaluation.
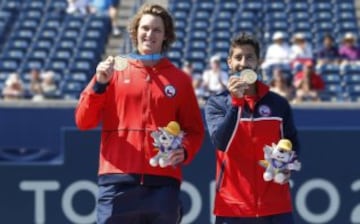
[350,180,360,223]
[181,181,202,224]
[209,180,215,224]
[19,180,60,224]
[296,178,340,223]
[62,180,97,224]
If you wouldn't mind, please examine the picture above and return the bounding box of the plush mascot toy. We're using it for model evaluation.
[259,139,301,184]
[149,121,185,168]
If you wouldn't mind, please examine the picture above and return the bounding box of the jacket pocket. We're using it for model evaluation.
[216,160,226,192]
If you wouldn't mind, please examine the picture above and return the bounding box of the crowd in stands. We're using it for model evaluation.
[181,31,360,106]
[0,0,121,102]
[66,0,121,36]
[0,1,359,105]
[2,69,60,101]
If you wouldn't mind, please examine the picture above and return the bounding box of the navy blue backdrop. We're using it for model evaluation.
[0,105,359,224]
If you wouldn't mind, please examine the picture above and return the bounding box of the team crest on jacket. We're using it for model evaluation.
[258,105,271,117]
[164,85,176,98]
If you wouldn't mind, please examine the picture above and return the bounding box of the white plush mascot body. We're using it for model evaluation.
[259,139,301,184]
[149,121,184,168]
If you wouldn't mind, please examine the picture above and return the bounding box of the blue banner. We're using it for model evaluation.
[0,105,359,224]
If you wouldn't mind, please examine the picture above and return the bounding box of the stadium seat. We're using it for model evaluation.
[321,74,342,85]
[74,50,98,65]
[184,50,207,62]
[65,71,88,83]
[48,0,68,12]
[310,2,332,12]
[341,64,360,75]
[167,50,182,63]
[188,20,209,31]
[191,10,211,21]
[1,49,26,64]
[346,84,360,102]
[288,11,309,24]
[87,15,111,34]
[28,49,49,64]
[234,10,256,22]
[210,31,231,41]
[171,1,191,12]
[188,30,208,41]
[68,60,95,75]
[173,10,188,21]
[344,74,360,85]
[218,1,238,13]
[61,81,84,96]
[312,12,333,22]
[265,2,286,13]
[194,1,215,12]
[213,11,233,20]
[0,58,19,73]
[209,41,230,53]
[38,28,59,42]
[242,1,262,11]
[287,2,308,13]
[192,61,206,74]
[265,12,287,21]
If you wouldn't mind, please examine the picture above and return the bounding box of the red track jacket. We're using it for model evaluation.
[75,58,204,183]
[205,81,299,217]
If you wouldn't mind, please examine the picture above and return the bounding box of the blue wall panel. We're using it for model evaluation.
[0,106,359,224]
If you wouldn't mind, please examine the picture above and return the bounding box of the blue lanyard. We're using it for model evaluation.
[128,53,164,61]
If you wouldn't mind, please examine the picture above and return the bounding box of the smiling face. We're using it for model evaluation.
[136,14,166,55]
[272,147,291,162]
[227,44,259,74]
[159,132,174,148]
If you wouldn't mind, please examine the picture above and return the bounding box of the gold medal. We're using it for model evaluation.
[114,56,128,71]
[240,69,257,84]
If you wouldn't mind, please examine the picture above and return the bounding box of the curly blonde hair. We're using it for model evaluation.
[128,4,176,53]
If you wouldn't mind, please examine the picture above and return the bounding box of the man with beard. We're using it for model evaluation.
[205,33,299,224]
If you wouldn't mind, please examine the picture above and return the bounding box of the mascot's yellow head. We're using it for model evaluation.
[164,121,181,136]
[277,139,292,152]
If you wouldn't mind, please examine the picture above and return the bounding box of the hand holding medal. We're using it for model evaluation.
[96,56,115,84]
[238,69,257,84]
[228,69,258,98]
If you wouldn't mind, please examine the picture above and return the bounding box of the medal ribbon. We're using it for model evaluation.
[128,53,164,61]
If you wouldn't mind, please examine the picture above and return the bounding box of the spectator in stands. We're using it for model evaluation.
[75,4,204,224]
[66,0,90,15]
[261,31,291,70]
[269,67,295,101]
[338,32,360,65]
[293,61,325,103]
[290,32,313,68]
[2,73,24,100]
[202,54,228,96]
[181,61,207,104]
[89,0,121,36]
[41,71,58,99]
[314,33,340,66]
[29,68,44,101]
[205,33,299,224]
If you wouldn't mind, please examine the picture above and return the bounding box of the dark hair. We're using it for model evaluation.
[229,33,260,59]
[323,33,334,41]
[128,4,176,53]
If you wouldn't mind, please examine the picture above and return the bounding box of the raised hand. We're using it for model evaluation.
[96,56,115,84]
[227,75,249,98]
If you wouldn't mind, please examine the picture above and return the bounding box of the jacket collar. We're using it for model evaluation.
[127,57,173,69]
[255,81,270,100]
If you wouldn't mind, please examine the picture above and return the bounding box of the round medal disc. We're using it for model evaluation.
[114,56,128,71]
[240,69,257,84]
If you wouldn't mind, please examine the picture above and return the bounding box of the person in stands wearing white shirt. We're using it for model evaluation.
[202,54,229,96]
[262,31,291,69]
[289,32,313,68]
